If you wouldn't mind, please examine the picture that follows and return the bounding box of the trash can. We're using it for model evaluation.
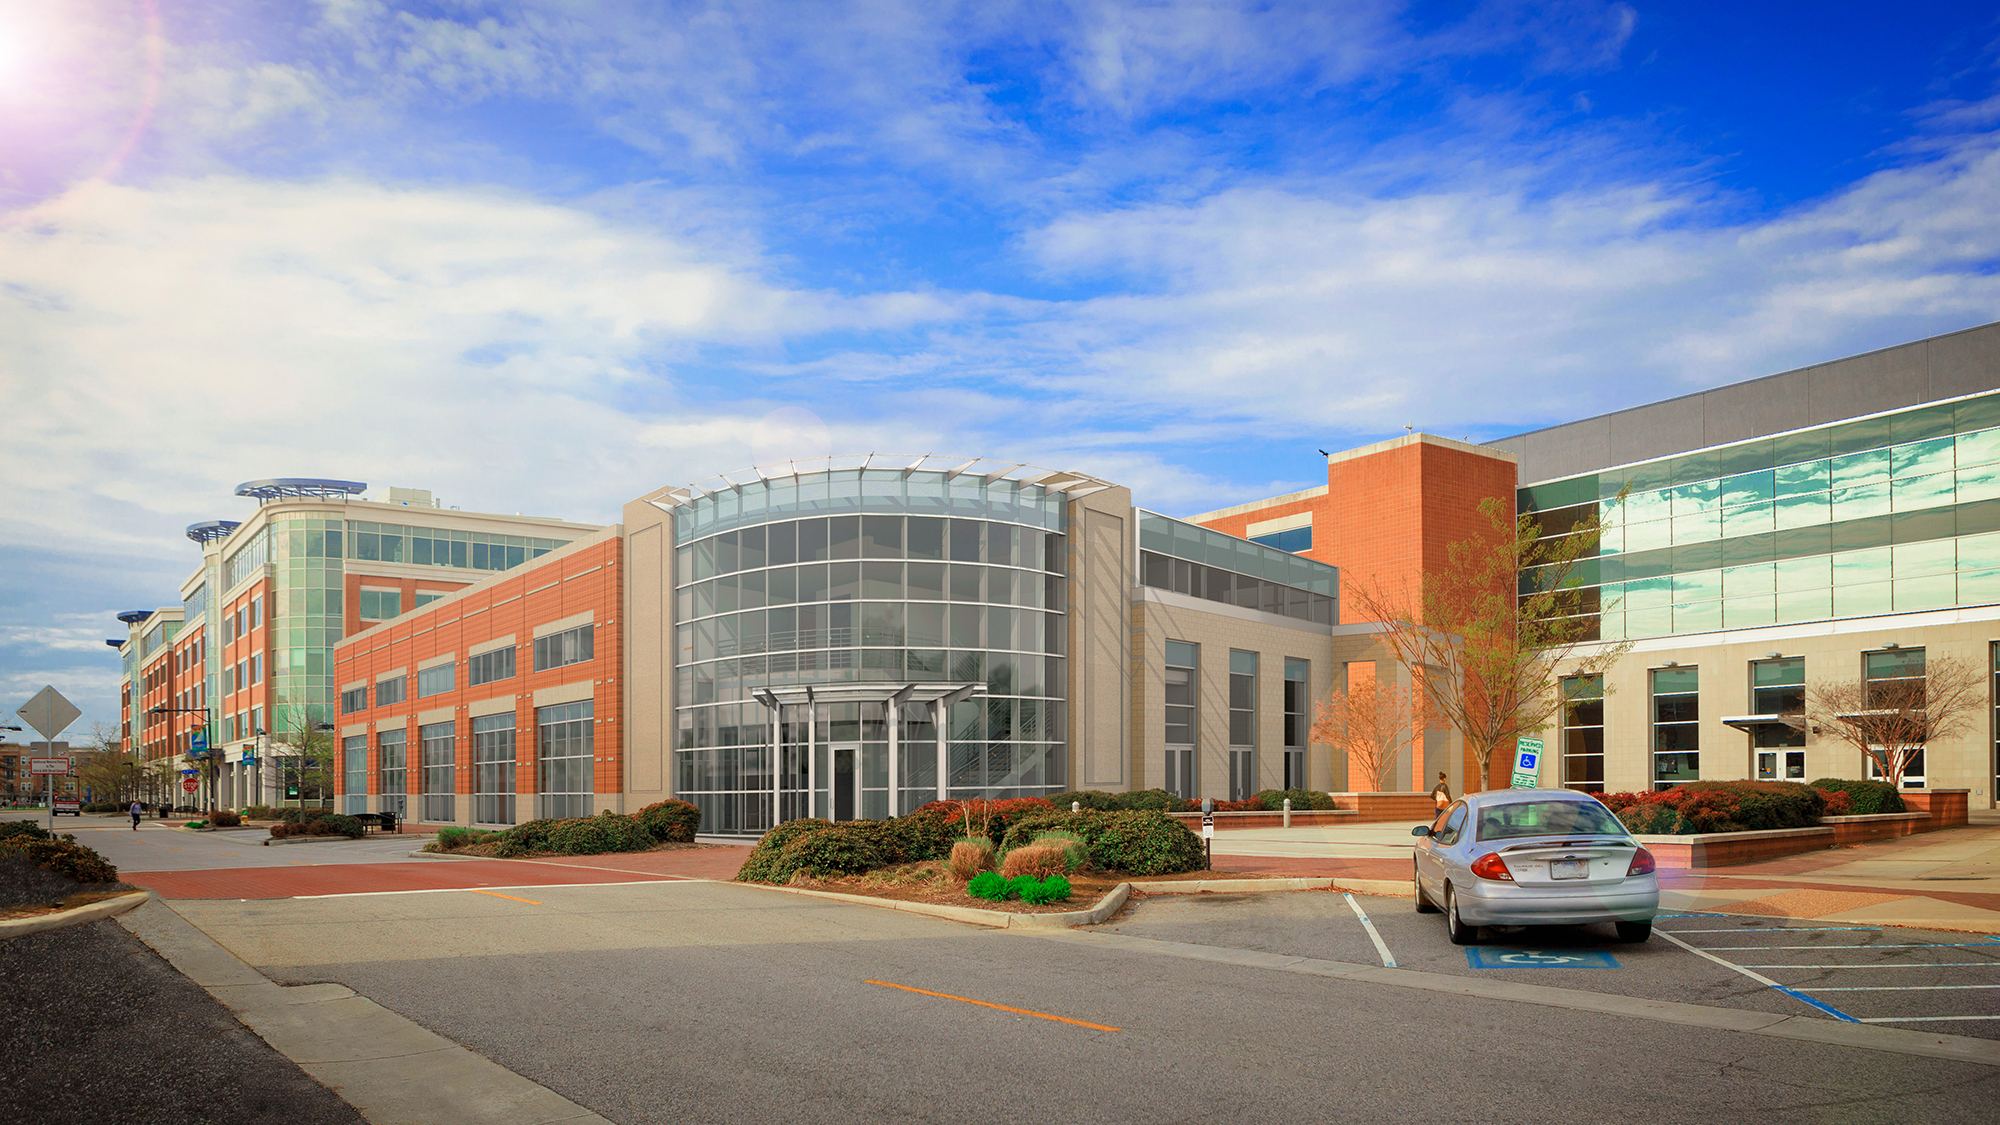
[380,810,398,834]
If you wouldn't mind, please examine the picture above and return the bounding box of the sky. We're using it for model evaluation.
[2,0,1999,738]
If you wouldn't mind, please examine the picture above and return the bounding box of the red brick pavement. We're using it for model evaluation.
[1209,855,1410,881]
[124,846,755,900]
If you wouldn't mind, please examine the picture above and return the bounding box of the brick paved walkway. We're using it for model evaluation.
[124,845,755,900]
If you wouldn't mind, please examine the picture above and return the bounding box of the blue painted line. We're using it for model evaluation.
[1772,986,1859,1022]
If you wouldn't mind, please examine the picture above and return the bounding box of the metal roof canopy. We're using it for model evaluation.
[641,454,1115,513]
[235,478,368,503]
[747,682,986,710]
[1719,714,1804,734]
[115,610,152,624]
[185,519,242,544]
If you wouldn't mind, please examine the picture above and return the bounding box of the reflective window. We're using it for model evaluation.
[538,701,593,819]
[417,663,454,698]
[534,624,595,672]
[420,721,455,823]
[1561,675,1605,793]
[1164,641,1197,799]
[468,646,516,687]
[472,713,516,826]
[377,729,407,818]
[1651,667,1699,789]
[374,675,406,708]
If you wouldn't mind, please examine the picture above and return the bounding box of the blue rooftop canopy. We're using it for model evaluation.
[234,478,367,502]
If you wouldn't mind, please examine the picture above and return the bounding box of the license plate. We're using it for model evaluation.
[1550,859,1588,880]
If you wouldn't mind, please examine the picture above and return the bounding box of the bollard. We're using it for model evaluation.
[1283,797,1292,828]
[1072,801,1081,813]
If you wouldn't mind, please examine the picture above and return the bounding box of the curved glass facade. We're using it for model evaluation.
[672,467,1074,834]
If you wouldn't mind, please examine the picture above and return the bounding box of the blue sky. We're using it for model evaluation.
[2,0,1998,736]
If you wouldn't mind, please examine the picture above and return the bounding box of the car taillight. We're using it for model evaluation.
[1627,847,1656,876]
[1470,852,1513,881]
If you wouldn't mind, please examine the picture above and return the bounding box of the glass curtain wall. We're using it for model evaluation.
[538,701,593,818]
[420,721,455,822]
[1282,658,1309,790]
[342,736,366,814]
[272,517,344,743]
[1520,391,2000,640]
[1651,668,1700,789]
[672,468,1071,833]
[471,713,517,825]
[377,729,407,817]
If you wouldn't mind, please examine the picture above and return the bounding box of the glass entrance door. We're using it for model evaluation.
[832,744,859,822]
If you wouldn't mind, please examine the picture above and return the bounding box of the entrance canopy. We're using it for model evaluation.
[744,682,990,816]
[747,682,987,710]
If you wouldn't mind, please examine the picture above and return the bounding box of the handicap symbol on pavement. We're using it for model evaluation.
[1465,947,1621,969]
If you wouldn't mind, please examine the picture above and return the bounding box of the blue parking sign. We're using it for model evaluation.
[1466,947,1621,969]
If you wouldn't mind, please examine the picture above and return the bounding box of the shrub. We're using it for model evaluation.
[966,871,1008,901]
[1030,829,1088,873]
[949,838,996,882]
[209,811,242,828]
[1814,788,1855,816]
[1119,789,1196,812]
[1617,804,1694,835]
[1210,798,1265,812]
[186,821,209,830]
[1597,781,1827,834]
[0,822,53,844]
[435,826,501,850]
[735,819,836,883]
[1254,788,1338,812]
[1810,778,1905,816]
[634,799,702,843]
[242,805,278,820]
[278,808,336,827]
[1018,875,1073,904]
[1005,874,1040,899]
[321,814,366,839]
[778,828,884,881]
[907,798,1056,849]
[1000,842,1072,880]
[0,834,119,883]
[546,815,651,855]
[82,801,124,813]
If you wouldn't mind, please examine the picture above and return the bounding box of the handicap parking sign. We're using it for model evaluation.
[1466,947,1621,970]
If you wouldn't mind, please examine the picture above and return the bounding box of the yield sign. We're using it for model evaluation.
[17,685,82,741]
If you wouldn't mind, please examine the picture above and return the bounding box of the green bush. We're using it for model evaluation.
[1253,788,1337,812]
[82,801,124,813]
[966,871,1008,901]
[321,814,366,839]
[776,827,884,880]
[1809,778,1906,815]
[0,834,119,883]
[185,821,209,830]
[997,809,1206,875]
[1030,829,1088,873]
[1046,790,1125,812]
[1617,804,1694,835]
[1018,875,1073,904]
[635,799,701,843]
[278,807,336,827]
[209,811,242,828]
[1119,789,1195,812]
[545,815,651,855]
[242,805,278,820]
[436,826,502,850]
[0,822,53,844]
[1005,874,1040,899]
[734,819,836,883]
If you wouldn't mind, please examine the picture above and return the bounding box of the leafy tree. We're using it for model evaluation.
[1349,494,1630,793]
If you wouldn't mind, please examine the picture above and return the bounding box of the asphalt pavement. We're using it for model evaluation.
[165,878,1999,1124]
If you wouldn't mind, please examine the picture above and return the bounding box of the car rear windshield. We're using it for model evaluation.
[1476,800,1627,842]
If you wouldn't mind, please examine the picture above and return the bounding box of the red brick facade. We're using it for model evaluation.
[330,532,625,823]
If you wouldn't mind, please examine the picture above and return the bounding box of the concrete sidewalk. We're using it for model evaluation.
[1209,815,2000,934]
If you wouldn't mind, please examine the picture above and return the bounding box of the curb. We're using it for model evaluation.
[733,874,1353,929]
[0,890,152,941]
[1129,877,1332,894]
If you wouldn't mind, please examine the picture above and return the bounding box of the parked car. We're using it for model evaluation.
[52,798,81,816]
[1412,788,1658,944]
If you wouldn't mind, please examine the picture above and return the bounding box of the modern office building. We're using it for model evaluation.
[117,321,2000,829]
[114,481,601,809]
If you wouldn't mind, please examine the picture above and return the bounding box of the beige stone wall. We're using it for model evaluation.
[620,495,675,805]
[1563,606,2000,804]
[1066,487,1134,791]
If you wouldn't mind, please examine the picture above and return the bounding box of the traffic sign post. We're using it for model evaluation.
[182,778,199,794]
[1200,797,1215,870]
[1510,737,1544,790]
[16,686,82,832]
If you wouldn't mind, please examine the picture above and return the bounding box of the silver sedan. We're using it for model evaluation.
[1412,788,1659,945]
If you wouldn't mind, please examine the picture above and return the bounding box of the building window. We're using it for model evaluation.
[340,687,368,715]
[378,729,407,818]
[1863,649,1927,787]
[1249,526,1312,553]
[472,713,516,826]
[249,706,262,737]
[1561,675,1605,792]
[537,701,592,819]
[1229,651,1258,800]
[417,663,455,698]
[420,721,455,822]
[359,590,402,620]
[534,624,595,672]
[1163,641,1198,798]
[1283,658,1309,790]
[415,592,446,608]
[251,653,262,684]
[1651,667,1699,789]
[375,675,406,707]
[1751,657,1806,781]
[468,647,516,687]
[251,596,262,628]
[342,736,367,815]
[1138,551,1335,625]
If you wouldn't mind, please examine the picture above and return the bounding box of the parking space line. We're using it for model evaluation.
[1663,926,1881,933]
[1805,985,2000,992]
[1740,963,1996,970]
[1859,1015,2000,1024]
[1702,943,2000,951]
[1343,893,1396,968]
[865,980,1120,1032]
[1655,929,1859,1022]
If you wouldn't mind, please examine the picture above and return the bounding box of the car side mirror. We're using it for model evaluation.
[1411,826,1431,837]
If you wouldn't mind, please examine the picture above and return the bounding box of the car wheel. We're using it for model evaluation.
[1616,920,1652,943]
[1445,885,1477,945]
[1414,862,1439,913]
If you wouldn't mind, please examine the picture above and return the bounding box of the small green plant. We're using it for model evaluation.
[185,820,208,830]
[966,871,1009,901]
[1005,874,1040,899]
[1018,875,1072,904]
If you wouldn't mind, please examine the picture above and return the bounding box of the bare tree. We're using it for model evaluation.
[280,705,339,808]
[1806,653,1983,788]
[1348,494,1631,793]
[1310,665,1422,791]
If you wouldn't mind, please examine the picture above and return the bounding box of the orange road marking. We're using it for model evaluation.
[469,889,544,905]
[865,980,1119,1031]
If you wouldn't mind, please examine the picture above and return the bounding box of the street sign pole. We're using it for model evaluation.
[1511,736,1545,790]
[17,685,83,831]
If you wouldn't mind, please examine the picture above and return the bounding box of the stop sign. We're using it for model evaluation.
[182,778,198,793]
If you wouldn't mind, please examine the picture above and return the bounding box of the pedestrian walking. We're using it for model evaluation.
[130,799,143,830]
[1430,772,1452,811]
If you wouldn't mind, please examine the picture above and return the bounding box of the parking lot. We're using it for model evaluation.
[1090,888,2000,1038]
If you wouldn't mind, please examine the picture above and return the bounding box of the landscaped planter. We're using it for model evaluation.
[1825,812,1931,845]
[1165,809,1359,831]
[1900,789,1970,827]
[1328,792,1437,823]
[1635,826,1836,869]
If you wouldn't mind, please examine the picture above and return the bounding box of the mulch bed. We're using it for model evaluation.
[779,862,1288,914]
[0,853,138,920]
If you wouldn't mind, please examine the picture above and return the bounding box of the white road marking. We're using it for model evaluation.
[1342,892,1396,968]
[291,878,697,900]
[1740,963,1997,970]
[1655,928,1859,1022]
[1698,943,2000,951]
[1804,985,2000,992]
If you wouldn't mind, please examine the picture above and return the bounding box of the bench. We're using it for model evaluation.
[351,811,400,834]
